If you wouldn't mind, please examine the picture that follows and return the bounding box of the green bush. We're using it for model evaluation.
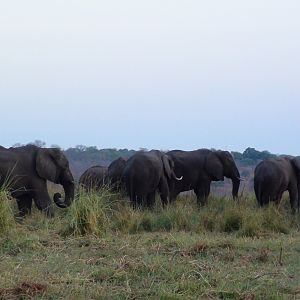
[140,214,153,232]
[261,206,290,234]
[223,210,243,233]
[153,214,172,231]
[62,187,114,236]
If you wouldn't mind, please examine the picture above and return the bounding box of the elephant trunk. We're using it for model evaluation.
[53,181,75,208]
[230,166,241,199]
[231,178,240,199]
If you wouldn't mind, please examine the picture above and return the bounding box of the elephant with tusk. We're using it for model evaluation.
[123,150,182,208]
[167,149,241,206]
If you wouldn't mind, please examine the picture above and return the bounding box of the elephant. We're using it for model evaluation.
[254,157,300,213]
[0,145,75,217]
[123,150,182,208]
[79,165,108,190]
[167,149,241,205]
[107,157,127,191]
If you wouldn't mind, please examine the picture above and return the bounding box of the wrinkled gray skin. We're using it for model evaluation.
[123,150,182,208]
[167,149,241,205]
[107,157,127,191]
[0,145,75,217]
[254,157,300,213]
[79,166,108,190]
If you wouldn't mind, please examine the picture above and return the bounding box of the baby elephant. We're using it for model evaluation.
[254,157,300,213]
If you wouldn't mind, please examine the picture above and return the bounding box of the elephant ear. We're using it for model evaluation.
[36,148,59,182]
[161,154,172,179]
[205,152,224,181]
[291,158,300,176]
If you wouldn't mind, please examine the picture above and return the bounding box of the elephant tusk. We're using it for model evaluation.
[175,176,183,181]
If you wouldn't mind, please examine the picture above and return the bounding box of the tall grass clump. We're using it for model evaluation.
[195,195,294,237]
[0,190,15,234]
[62,187,116,236]
[260,205,290,234]
[61,190,298,237]
[112,206,151,233]
[112,196,202,233]
[156,201,199,231]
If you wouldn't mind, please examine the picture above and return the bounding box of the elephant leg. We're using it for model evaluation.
[33,185,54,217]
[131,196,138,209]
[158,177,169,208]
[146,192,156,208]
[16,195,33,217]
[274,191,283,206]
[127,184,142,209]
[169,188,180,203]
[288,186,298,214]
[168,181,179,202]
[131,194,143,209]
[195,181,210,206]
[194,188,206,206]
[130,193,138,209]
[261,193,270,206]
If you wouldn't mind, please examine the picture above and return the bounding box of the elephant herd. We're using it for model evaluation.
[79,149,241,208]
[80,149,300,213]
[0,145,299,218]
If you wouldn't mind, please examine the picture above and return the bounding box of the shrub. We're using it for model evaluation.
[153,214,172,231]
[222,209,243,233]
[261,206,290,234]
[140,214,153,232]
[62,187,114,236]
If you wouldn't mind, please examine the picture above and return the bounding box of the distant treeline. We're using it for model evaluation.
[232,147,276,165]
[65,146,284,167]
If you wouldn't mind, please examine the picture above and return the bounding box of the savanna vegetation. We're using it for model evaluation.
[0,186,299,299]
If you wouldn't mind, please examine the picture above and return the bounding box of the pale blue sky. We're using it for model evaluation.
[0,1,299,154]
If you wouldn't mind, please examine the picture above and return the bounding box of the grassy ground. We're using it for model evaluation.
[0,189,299,299]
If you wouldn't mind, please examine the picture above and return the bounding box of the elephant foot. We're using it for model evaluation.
[197,198,207,207]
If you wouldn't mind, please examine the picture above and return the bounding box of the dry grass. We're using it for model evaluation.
[0,189,299,299]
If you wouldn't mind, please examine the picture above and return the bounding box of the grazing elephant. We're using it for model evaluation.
[0,145,75,217]
[167,149,241,205]
[254,157,300,213]
[79,166,108,190]
[107,157,127,191]
[123,150,182,208]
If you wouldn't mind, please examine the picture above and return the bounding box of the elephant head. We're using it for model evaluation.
[36,148,75,208]
[206,150,241,198]
[161,154,183,181]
